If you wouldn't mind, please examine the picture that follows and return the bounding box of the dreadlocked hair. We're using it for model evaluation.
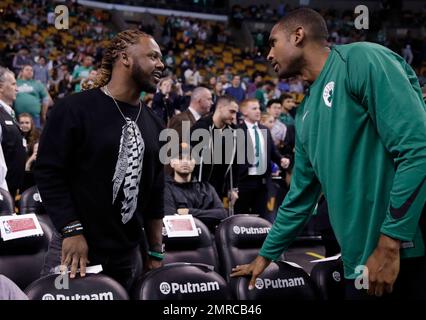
[83,29,151,91]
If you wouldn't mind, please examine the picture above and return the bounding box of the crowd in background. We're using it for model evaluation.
[0,0,425,212]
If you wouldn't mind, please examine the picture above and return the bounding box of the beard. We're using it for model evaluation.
[278,54,305,79]
[131,62,157,93]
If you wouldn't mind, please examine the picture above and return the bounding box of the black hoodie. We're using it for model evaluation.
[190,114,239,199]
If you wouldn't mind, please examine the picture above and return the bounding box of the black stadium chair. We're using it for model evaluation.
[133,262,231,300]
[310,257,345,300]
[0,188,15,215]
[163,217,219,271]
[19,186,46,215]
[25,273,129,300]
[215,214,283,281]
[234,260,320,300]
[19,186,53,229]
[0,220,52,290]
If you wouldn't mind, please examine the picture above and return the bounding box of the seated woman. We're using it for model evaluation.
[18,113,40,191]
[164,144,227,232]
[18,113,40,156]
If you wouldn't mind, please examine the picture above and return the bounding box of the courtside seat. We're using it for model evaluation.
[133,263,231,300]
[163,218,219,271]
[0,188,14,215]
[25,273,129,300]
[18,186,53,229]
[0,220,52,290]
[19,186,45,215]
[234,261,320,300]
[310,257,345,300]
[215,215,283,281]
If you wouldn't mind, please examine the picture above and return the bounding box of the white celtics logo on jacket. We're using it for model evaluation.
[322,81,335,108]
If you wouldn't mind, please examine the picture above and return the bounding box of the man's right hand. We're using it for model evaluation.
[230,255,271,290]
[61,234,89,279]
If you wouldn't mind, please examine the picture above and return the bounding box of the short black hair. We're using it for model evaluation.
[277,7,328,43]
[280,93,294,102]
[266,99,282,109]
[216,95,237,108]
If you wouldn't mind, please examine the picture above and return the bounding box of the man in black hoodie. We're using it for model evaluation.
[164,143,227,232]
[191,95,239,206]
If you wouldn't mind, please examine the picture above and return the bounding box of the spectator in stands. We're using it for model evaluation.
[71,55,93,92]
[15,65,49,128]
[18,113,40,157]
[247,73,263,98]
[0,66,27,197]
[278,78,290,93]
[289,76,305,93]
[232,8,426,300]
[235,99,290,222]
[168,86,212,143]
[279,93,297,126]
[184,64,202,88]
[34,29,165,292]
[80,69,98,91]
[218,74,230,91]
[165,143,227,231]
[32,56,49,86]
[254,82,267,110]
[211,81,224,111]
[152,77,186,125]
[180,51,192,75]
[56,64,73,98]
[225,75,246,103]
[12,46,32,75]
[260,113,275,131]
[0,275,28,300]
[163,49,176,71]
[191,95,239,204]
[266,99,287,147]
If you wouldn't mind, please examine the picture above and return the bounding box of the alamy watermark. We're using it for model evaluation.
[54,5,69,30]
[354,265,369,290]
[354,5,369,30]
[159,122,268,174]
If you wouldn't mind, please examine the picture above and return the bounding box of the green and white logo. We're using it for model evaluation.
[322,81,335,108]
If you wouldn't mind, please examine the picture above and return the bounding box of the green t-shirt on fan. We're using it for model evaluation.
[279,112,295,127]
[260,42,426,279]
[15,79,48,118]
[72,66,92,92]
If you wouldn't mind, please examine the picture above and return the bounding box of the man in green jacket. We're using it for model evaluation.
[231,8,426,299]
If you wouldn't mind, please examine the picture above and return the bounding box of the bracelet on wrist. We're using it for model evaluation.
[147,250,165,261]
[62,228,84,238]
[62,222,83,238]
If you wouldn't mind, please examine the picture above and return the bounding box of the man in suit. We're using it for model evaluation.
[0,66,27,197]
[235,99,290,222]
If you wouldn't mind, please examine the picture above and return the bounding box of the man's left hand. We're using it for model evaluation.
[364,234,400,297]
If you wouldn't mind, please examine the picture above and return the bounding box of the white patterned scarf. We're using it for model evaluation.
[112,119,144,224]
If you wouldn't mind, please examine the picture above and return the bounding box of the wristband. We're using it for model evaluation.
[147,250,165,260]
[62,222,83,238]
[62,227,84,238]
